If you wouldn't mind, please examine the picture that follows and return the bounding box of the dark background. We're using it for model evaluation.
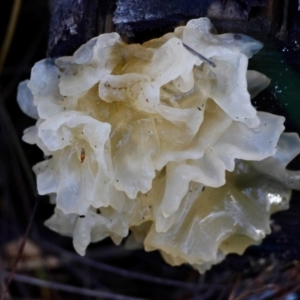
[1,0,300,299]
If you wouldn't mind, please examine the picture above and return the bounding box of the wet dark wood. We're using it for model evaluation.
[113,0,268,26]
[47,0,283,56]
[47,0,300,55]
[47,0,98,58]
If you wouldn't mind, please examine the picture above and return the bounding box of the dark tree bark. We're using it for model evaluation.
[47,0,300,55]
[47,0,98,58]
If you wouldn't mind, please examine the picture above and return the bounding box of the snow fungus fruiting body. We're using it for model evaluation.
[17,18,300,273]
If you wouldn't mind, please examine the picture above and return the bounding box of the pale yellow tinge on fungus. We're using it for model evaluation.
[17,17,300,273]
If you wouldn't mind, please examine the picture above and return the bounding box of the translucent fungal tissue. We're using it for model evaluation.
[18,18,300,273]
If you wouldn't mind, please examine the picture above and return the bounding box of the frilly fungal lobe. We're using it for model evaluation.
[18,18,300,273]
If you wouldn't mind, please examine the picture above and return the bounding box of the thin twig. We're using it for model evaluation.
[232,284,276,300]
[260,283,300,300]
[0,271,148,300]
[0,0,22,74]
[0,97,37,195]
[0,97,40,300]
[278,0,289,41]
[228,274,242,300]
[0,197,39,300]
[183,43,216,68]
[42,241,206,290]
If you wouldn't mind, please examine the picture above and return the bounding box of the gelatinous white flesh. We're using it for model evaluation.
[18,17,300,273]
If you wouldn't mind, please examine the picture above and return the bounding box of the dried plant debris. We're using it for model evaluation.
[17,18,300,273]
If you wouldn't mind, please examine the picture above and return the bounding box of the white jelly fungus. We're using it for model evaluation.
[18,18,300,273]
